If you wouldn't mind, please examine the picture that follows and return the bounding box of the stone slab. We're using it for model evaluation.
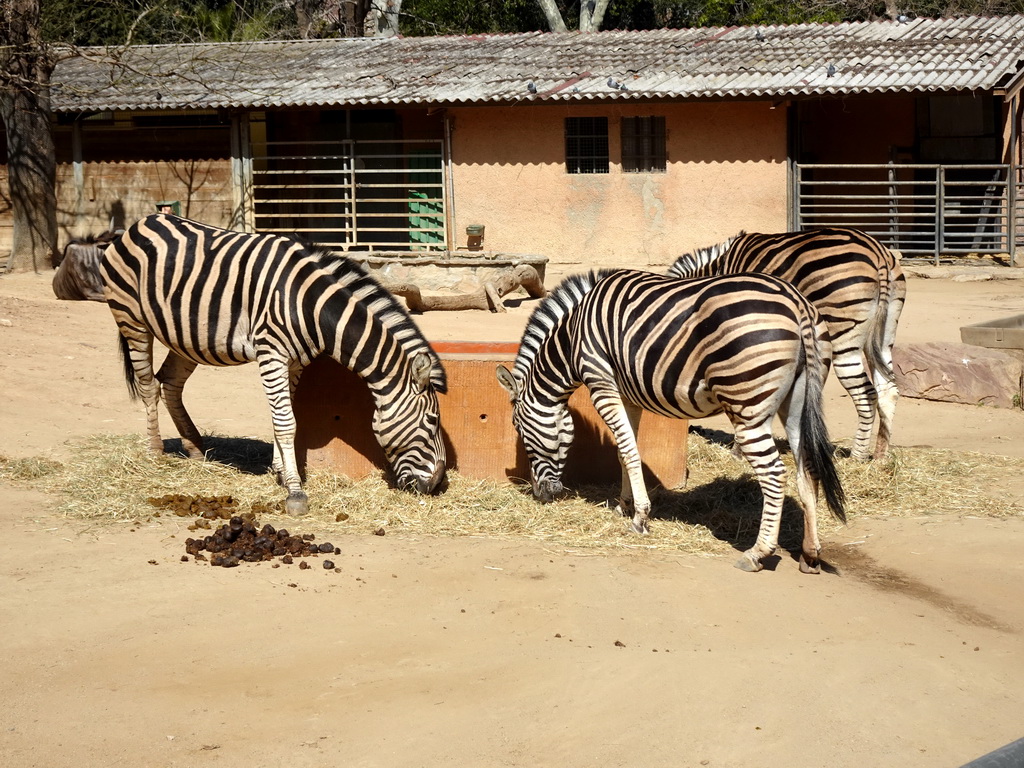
[893,342,1023,409]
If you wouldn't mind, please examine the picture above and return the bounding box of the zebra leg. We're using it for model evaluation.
[731,420,787,572]
[779,393,822,574]
[872,368,899,460]
[615,403,644,522]
[256,351,308,516]
[119,327,165,455]
[590,389,651,534]
[832,348,877,461]
[794,466,822,574]
[270,364,304,483]
[156,352,204,459]
[873,274,907,460]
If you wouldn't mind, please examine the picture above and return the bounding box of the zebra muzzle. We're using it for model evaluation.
[409,460,446,494]
[427,459,447,492]
[533,478,564,503]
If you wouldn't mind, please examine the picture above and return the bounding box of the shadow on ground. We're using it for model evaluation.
[162,435,274,476]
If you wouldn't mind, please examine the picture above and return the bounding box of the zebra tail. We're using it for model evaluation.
[865,279,896,384]
[118,333,140,401]
[799,321,847,524]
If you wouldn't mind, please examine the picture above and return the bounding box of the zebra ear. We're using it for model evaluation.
[410,353,433,392]
[496,365,520,400]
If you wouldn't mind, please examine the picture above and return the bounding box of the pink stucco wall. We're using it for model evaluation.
[448,101,788,278]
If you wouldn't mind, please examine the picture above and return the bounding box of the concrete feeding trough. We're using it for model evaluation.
[960,314,1024,350]
[294,341,689,489]
[349,251,548,295]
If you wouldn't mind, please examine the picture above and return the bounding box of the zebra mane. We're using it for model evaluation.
[318,251,448,393]
[514,269,615,376]
[667,231,744,277]
[66,230,119,248]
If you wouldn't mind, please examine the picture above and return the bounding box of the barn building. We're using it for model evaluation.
[3,14,1024,272]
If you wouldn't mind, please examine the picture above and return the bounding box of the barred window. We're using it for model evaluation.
[565,117,609,174]
[621,116,667,173]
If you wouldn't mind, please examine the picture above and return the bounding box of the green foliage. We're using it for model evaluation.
[185,1,296,41]
[690,0,845,26]
[36,0,1024,45]
[40,0,298,46]
[401,0,547,35]
[400,0,1024,35]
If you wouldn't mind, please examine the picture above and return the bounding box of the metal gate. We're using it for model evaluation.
[794,163,1020,264]
[249,136,449,251]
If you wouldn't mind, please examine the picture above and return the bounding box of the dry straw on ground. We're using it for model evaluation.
[2,432,1022,557]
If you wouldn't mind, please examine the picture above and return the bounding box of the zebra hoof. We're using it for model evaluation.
[629,518,649,535]
[799,553,821,574]
[734,553,763,572]
[284,492,309,516]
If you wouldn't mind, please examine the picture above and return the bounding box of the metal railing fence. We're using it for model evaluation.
[250,138,448,251]
[795,163,1019,264]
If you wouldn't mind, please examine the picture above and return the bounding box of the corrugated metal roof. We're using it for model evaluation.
[51,14,1024,112]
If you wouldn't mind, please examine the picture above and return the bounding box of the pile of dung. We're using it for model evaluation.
[150,493,238,519]
[185,516,340,569]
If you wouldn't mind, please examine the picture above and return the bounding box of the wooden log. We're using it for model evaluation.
[385,264,547,313]
[385,283,490,312]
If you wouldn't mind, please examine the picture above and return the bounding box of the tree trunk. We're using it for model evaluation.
[341,0,373,37]
[1,0,57,273]
[294,0,316,38]
[536,0,609,33]
[378,0,402,36]
[580,0,612,32]
[535,0,568,32]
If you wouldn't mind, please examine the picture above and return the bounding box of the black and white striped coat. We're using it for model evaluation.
[102,214,447,513]
[669,226,906,460]
[52,236,113,302]
[498,269,846,573]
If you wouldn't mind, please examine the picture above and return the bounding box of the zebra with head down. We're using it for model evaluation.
[497,269,846,573]
[52,232,119,302]
[101,214,448,514]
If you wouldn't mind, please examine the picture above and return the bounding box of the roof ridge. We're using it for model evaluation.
[51,14,1024,112]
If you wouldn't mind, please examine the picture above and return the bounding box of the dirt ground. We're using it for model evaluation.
[1,266,1023,768]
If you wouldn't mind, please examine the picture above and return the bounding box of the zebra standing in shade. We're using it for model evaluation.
[102,214,448,514]
[669,227,906,460]
[497,269,846,573]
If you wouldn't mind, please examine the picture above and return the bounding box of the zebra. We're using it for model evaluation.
[101,214,448,515]
[496,269,846,573]
[668,226,906,461]
[52,233,117,302]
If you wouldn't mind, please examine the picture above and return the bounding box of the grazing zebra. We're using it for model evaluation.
[52,234,116,302]
[101,214,448,514]
[496,269,846,573]
[668,227,906,460]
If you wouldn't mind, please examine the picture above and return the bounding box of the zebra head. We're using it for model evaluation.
[372,352,446,494]
[497,365,574,502]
